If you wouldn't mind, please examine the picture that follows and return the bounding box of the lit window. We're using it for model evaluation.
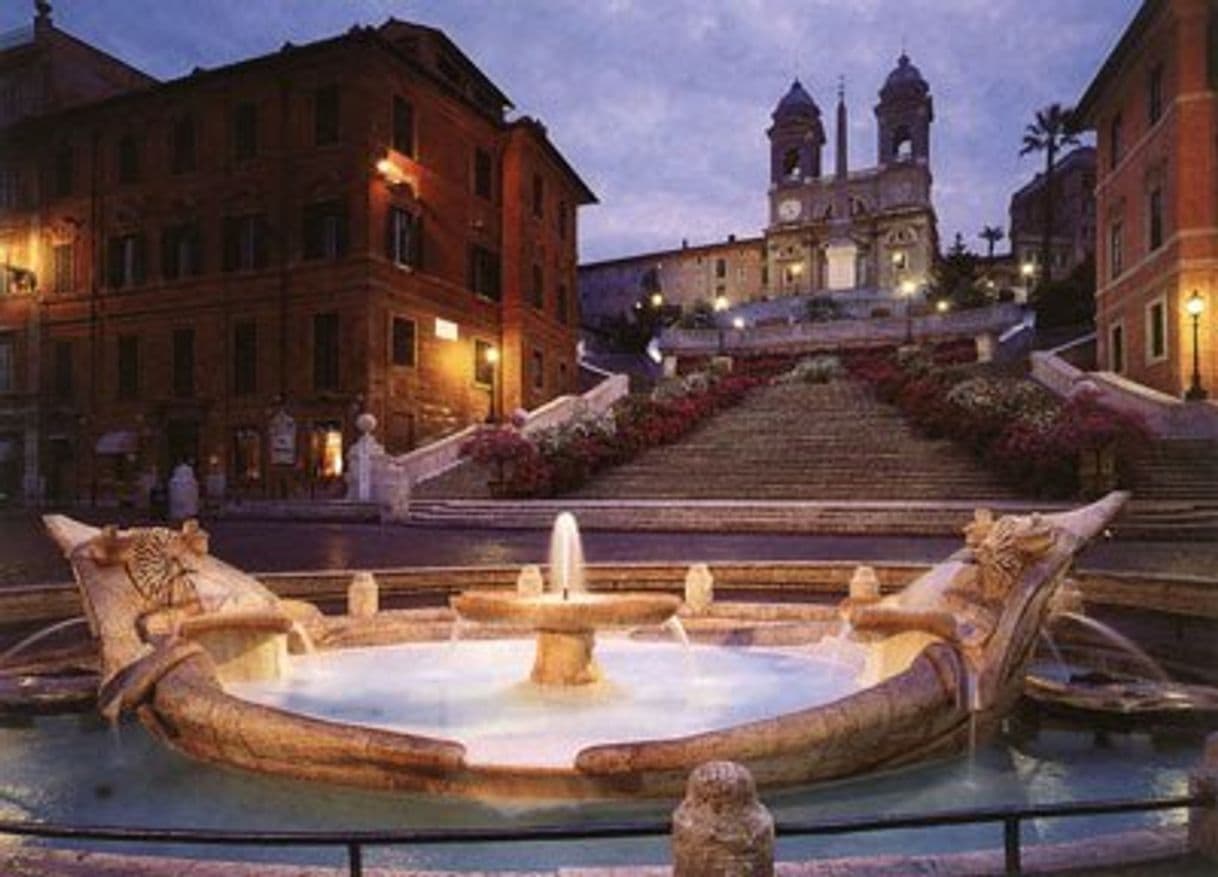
[312,422,343,479]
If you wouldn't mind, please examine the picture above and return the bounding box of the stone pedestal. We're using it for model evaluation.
[672,761,774,877]
[516,565,545,597]
[531,629,601,686]
[348,572,379,618]
[1190,732,1218,861]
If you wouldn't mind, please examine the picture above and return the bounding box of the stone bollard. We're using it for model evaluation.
[347,572,379,618]
[848,565,881,603]
[1190,732,1218,861]
[672,761,774,877]
[684,564,714,614]
[517,565,545,597]
[167,463,200,521]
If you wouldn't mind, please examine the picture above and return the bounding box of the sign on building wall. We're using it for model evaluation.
[268,408,296,466]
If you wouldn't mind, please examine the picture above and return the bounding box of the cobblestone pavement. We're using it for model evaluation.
[1,511,1214,587]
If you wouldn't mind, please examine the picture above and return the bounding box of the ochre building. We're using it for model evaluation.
[0,7,594,503]
[1077,0,1218,398]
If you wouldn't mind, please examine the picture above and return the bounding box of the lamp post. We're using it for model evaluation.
[901,279,917,345]
[485,345,501,423]
[1185,291,1208,401]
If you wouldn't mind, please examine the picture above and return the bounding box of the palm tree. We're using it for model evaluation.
[978,225,1004,259]
[1021,104,1079,293]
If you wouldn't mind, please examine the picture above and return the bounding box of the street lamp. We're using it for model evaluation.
[901,279,918,344]
[732,316,746,331]
[1020,261,1037,304]
[936,299,950,314]
[1185,291,1208,401]
[713,294,729,313]
[485,345,501,422]
[649,292,664,309]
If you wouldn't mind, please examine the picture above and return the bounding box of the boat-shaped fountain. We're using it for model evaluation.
[41,492,1128,800]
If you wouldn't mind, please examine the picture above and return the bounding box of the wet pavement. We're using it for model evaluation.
[1,510,1215,587]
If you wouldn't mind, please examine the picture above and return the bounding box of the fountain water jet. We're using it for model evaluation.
[0,616,89,668]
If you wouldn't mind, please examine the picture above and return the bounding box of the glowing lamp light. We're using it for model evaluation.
[485,345,500,365]
[434,317,459,341]
[732,317,746,330]
[901,280,918,297]
[790,263,804,276]
[649,292,664,309]
[1187,292,1206,318]
[1020,262,1037,278]
[936,300,950,314]
[713,295,729,312]
[376,156,412,189]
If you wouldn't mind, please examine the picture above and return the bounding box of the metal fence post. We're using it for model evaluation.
[1003,816,1021,875]
[347,841,363,877]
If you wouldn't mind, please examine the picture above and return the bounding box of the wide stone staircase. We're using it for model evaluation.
[1118,440,1218,539]
[569,379,1019,501]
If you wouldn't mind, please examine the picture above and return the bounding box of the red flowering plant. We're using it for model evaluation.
[459,426,549,498]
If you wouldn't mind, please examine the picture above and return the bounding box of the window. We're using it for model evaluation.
[172,328,194,398]
[232,427,262,481]
[1147,299,1167,361]
[162,222,203,279]
[314,85,339,146]
[391,316,416,367]
[387,206,421,268]
[474,339,494,386]
[532,173,544,218]
[531,264,544,309]
[52,244,73,293]
[232,102,258,160]
[107,234,145,288]
[556,283,569,324]
[171,115,196,174]
[312,312,340,391]
[0,334,12,393]
[1149,188,1164,251]
[53,340,72,400]
[223,214,269,272]
[1109,222,1124,279]
[233,321,257,396]
[530,348,544,390]
[1110,323,1125,374]
[302,200,347,260]
[1109,114,1123,170]
[392,96,414,157]
[1148,64,1164,125]
[118,135,140,183]
[892,126,913,161]
[53,146,72,197]
[0,167,19,208]
[782,148,800,179]
[715,258,726,279]
[117,335,139,399]
[474,148,493,200]
[467,245,501,300]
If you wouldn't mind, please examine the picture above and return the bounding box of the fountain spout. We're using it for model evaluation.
[548,512,585,597]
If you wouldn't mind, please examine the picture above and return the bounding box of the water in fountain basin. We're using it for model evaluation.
[547,512,585,597]
[1038,630,1069,679]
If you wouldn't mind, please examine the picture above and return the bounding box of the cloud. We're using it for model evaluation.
[15,0,1140,262]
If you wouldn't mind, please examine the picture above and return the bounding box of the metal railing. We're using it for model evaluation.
[0,790,1208,876]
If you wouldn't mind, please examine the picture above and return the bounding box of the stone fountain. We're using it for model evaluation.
[39,493,1130,800]
[450,512,680,685]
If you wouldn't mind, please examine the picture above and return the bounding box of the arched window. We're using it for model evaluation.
[892,126,914,162]
[782,148,800,179]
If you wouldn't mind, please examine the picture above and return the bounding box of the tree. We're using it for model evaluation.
[978,225,1005,259]
[929,234,991,310]
[1020,104,1079,293]
[1034,254,1096,330]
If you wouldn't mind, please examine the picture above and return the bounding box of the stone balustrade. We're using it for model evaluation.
[659,303,1025,357]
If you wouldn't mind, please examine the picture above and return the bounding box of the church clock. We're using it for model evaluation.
[778,199,802,222]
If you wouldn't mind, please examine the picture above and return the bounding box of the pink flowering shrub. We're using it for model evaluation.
[848,344,1147,498]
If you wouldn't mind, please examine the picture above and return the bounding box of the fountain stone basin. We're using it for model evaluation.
[450,591,681,686]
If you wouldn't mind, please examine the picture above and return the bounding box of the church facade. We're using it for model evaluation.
[580,54,939,328]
